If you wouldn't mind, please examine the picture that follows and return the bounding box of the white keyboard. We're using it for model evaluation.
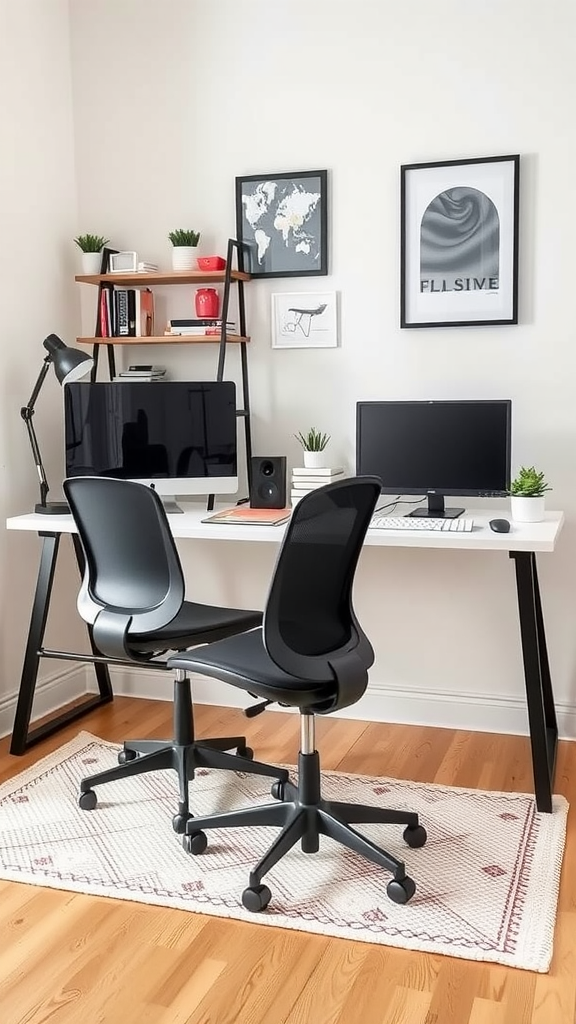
[370,515,474,533]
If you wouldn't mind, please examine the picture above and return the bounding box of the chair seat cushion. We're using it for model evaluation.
[129,601,262,654]
[168,627,335,708]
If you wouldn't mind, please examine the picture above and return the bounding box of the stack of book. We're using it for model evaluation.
[113,365,166,382]
[99,287,154,338]
[290,466,346,505]
[165,318,236,336]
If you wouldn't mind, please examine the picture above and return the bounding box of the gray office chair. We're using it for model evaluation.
[168,477,426,911]
[63,476,288,832]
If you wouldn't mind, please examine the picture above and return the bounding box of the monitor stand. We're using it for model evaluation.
[160,496,184,515]
[407,494,464,519]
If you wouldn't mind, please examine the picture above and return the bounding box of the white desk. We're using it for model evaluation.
[7,506,565,812]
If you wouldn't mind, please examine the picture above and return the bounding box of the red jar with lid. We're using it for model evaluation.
[195,288,220,318]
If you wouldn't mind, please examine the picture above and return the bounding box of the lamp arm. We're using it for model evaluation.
[20,357,52,508]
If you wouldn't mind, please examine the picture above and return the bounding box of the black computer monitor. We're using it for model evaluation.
[356,399,512,518]
[64,381,238,509]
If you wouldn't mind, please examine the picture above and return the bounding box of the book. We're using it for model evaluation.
[292,466,344,477]
[202,506,292,526]
[290,473,345,487]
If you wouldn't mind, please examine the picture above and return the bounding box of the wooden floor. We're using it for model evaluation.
[0,698,575,1024]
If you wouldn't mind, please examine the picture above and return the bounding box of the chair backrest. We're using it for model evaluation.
[63,477,185,652]
[263,476,381,712]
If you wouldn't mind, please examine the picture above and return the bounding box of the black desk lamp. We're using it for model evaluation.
[22,334,94,514]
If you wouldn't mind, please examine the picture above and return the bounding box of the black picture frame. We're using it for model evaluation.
[235,169,328,278]
[400,155,520,328]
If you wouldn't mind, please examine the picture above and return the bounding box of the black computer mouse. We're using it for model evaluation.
[489,518,511,533]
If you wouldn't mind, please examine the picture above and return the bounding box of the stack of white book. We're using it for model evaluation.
[290,466,345,505]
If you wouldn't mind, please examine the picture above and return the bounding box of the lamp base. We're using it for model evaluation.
[35,501,70,515]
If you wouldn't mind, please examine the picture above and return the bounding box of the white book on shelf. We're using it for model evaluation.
[291,473,345,487]
[292,466,344,478]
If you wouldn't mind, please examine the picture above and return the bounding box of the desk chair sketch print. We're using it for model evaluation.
[63,476,289,834]
[169,477,426,910]
[284,303,327,338]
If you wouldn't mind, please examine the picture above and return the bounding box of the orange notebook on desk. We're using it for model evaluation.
[202,506,292,526]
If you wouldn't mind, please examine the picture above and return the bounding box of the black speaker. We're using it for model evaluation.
[250,456,287,509]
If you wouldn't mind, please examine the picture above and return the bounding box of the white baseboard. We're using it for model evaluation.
[0,666,89,741]
[101,666,576,741]
[3,664,576,742]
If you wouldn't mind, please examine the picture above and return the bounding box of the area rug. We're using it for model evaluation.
[0,732,568,972]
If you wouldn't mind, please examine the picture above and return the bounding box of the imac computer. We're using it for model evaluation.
[64,380,238,511]
[356,399,512,518]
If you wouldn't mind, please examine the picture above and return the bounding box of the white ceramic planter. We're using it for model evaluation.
[510,495,546,523]
[303,450,328,469]
[81,251,103,274]
[171,246,198,271]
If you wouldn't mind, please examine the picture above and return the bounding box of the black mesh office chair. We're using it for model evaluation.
[168,477,426,911]
[63,477,288,832]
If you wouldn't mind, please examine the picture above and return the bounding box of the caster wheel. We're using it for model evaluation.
[271,780,285,800]
[237,745,253,760]
[78,789,97,811]
[242,884,272,912]
[118,748,137,765]
[183,831,208,855]
[172,813,191,834]
[403,824,427,848]
[386,876,416,905]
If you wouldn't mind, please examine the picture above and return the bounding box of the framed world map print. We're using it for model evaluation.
[401,155,519,328]
[235,169,328,278]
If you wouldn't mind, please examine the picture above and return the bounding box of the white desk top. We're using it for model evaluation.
[6,506,565,553]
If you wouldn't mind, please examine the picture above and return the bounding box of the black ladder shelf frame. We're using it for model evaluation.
[89,238,253,513]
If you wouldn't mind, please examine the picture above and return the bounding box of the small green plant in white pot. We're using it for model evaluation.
[74,233,110,274]
[510,466,551,523]
[295,427,331,469]
[169,229,201,271]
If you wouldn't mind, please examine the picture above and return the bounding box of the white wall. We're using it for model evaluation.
[0,0,89,736]
[37,0,576,736]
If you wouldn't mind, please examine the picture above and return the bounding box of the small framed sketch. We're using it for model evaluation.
[271,292,337,348]
[400,154,520,328]
[236,169,328,278]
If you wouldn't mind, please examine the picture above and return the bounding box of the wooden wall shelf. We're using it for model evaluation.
[75,269,251,287]
[77,334,250,346]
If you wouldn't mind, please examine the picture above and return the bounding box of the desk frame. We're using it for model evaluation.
[7,514,560,813]
[10,533,113,754]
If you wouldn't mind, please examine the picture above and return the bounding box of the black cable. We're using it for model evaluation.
[373,496,425,516]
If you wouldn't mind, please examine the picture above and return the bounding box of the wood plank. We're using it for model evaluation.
[75,269,250,285]
[0,698,574,1024]
[76,334,250,346]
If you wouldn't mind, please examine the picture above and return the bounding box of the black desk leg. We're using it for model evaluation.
[510,550,558,812]
[10,533,113,756]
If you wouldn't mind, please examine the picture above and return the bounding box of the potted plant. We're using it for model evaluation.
[168,229,201,271]
[510,466,551,523]
[295,427,331,469]
[74,234,110,274]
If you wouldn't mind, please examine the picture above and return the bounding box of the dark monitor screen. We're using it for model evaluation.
[64,380,238,497]
[356,400,512,516]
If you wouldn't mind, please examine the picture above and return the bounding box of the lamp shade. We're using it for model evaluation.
[43,334,93,384]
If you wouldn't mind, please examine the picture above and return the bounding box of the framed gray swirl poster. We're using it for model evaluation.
[400,155,519,328]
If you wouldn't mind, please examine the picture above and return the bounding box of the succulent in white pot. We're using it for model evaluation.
[509,466,551,523]
[295,427,331,469]
[74,233,110,274]
[169,228,200,271]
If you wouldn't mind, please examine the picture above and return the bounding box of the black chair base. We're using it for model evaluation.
[182,751,426,909]
[78,736,290,834]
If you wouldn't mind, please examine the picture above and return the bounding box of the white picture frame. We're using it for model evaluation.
[271,291,338,349]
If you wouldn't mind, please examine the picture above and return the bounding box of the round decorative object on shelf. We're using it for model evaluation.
[171,246,198,272]
[195,287,220,318]
[81,252,103,274]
